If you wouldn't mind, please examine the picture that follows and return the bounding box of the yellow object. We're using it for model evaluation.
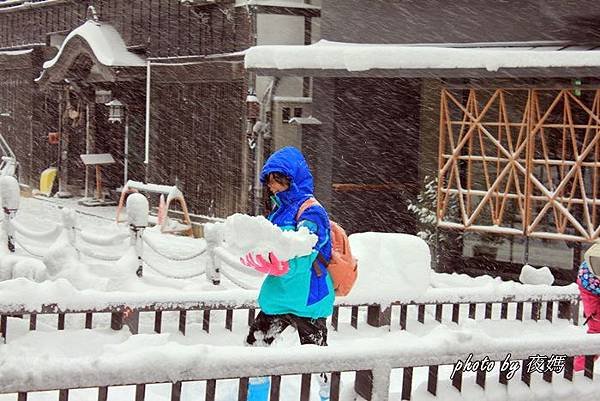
[39,167,57,196]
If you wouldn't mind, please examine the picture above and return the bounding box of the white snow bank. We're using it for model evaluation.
[345,233,431,304]
[43,20,146,70]
[1,323,600,394]
[427,272,575,304]
[519,264,555,286]
[245,40,600,72]
[0,277,257,312]
[11,219,62,242]
[0,255,46,282]
[412,370,600,401]
[221,213,317,261]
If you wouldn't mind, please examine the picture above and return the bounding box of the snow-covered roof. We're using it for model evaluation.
[0,0,70,12]
[234,0,320,9]
[273,96,312,103]
[245,40,600,74]
[0,49,32,56]
[43,20,146,70]
[288,116,321,125]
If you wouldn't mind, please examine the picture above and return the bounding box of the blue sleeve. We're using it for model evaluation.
[297,205,331,260]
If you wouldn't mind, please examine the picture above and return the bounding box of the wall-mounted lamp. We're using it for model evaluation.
[105,99,125,124]
[573,78,582,97]
[105,99,130,186]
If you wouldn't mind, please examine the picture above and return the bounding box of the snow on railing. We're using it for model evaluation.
[4,189,212,281]
[0,283,581,343]
[2,330,600,401]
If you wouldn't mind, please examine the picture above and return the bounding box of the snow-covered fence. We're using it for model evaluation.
[6,194,208,280]
[346,284,582,330]
[0,285,581,342]
[3,331,600,401]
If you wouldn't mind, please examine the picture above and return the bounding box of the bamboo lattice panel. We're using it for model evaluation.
[437,88,600,242]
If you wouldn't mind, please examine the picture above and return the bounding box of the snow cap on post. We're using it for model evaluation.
[203,222,224,245]
[0,175,19,210]
[126,193,149,227]
[61,208,79,229]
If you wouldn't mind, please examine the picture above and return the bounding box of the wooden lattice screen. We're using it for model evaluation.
[437,88,600,243]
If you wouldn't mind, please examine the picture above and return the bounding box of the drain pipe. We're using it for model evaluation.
[252,77,279,216]
[144,60,151,182]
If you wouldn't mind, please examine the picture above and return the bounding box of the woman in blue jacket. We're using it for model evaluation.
[241,146,334,400]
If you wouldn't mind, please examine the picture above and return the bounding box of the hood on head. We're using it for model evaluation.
[586,242,600,276]
[260,146,314,201]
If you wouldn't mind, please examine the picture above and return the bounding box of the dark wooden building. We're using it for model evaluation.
[0,0,320,217]
[247,0,600,283]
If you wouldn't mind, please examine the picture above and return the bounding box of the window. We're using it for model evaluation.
[282,107,291,123]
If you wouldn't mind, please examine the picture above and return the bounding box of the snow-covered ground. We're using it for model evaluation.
[0,196,597,401]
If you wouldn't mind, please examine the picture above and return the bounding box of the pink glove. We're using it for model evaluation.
[240,251,289,276]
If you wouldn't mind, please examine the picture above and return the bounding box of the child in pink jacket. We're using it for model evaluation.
[575,242,600,371]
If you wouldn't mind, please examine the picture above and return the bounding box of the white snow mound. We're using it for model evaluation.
[347,232,431,303]
[519,264,555,286]
[222,213,317,260]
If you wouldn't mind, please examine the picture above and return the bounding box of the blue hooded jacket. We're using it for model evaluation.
[258,147,334,318]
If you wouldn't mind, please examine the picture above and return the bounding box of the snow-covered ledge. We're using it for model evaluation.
[245,40,600,73]
[1,328,600,395]
[0,277,579,314]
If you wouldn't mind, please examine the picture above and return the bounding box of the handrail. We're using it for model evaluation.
[1,331,600,395]
[0,285,579,315]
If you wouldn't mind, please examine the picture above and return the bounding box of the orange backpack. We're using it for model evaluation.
[296,198,358,296]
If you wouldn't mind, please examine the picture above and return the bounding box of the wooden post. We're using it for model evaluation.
[205,379,216,401]
[98,387,108,401]
[435,304,443,322]
[154,311,162,333]
[331,306,339,331]
[300,374,311,401]
[367,305,391,328]
[237,378,248,401]
[203,310,211,333]
[171,381,182,401]
[125,309,140,335]
[418,305,426,323]
[225,309,233,331]
[400,305,408,330]
[178,310,186,335]
[111,311,124,330]
[95,165,102,200]
[350,306,359,329]
[402,367,413,400]
[85,312,93,329]
[451,304,460,324]
[354,370,373,401]
[270,375,281,401]
[135,384,145,401]
[331,372,341,401]
[428,365,438,395]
